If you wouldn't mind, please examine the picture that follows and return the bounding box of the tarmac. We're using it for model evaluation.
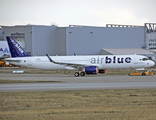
[0,72,156,92]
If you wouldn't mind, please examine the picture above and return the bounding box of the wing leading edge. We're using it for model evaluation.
[46,54,91,68]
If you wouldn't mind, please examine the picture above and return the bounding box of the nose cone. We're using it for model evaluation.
[150,60,155,67]
[153,61,156,66]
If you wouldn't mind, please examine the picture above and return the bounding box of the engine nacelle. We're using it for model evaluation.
[85,66,99,74]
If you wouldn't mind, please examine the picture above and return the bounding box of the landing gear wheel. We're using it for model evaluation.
[142,73,146,76]
[80,72,85,76]
[74,72,79,77]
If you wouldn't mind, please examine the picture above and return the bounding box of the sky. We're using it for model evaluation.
[0,0,156,27]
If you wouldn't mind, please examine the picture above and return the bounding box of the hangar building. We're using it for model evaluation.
[0,23,156,59]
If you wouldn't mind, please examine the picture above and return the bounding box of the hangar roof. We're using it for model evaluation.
[101,48,154,55]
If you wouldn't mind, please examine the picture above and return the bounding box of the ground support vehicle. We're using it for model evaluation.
[129,70,155,76]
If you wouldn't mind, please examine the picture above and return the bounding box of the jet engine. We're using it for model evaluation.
[85,66,99,74]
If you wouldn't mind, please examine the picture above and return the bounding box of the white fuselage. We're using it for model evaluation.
[4,55,155,70]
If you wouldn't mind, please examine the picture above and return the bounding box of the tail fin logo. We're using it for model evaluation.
[15,44,24,54]
[6,36,30,57]
[10,39,24,54]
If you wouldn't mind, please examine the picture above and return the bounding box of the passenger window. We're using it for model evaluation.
[24,60,26,62]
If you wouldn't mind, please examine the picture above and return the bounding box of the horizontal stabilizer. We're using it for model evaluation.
[0,51,11,59]
[1,57,21,62]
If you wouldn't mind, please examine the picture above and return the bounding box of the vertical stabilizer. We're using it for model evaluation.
[6,36,30,57]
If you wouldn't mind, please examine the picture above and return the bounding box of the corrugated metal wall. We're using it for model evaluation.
[32,26,57,56]
[66,27,144,55]
[4,26,32,55]
[2,25,145,56]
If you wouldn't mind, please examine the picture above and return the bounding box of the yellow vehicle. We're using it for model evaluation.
[0,61,14,67]
[129,70,155,76]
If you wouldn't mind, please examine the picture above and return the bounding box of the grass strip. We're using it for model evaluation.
[0,89,156,120]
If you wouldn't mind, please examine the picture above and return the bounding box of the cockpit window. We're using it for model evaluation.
[142,58,149,61]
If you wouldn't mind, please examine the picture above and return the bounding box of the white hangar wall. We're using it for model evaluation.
[66,26,145,55]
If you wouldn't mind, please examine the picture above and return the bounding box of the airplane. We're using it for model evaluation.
[0,43,10,59]
[0,51,10,59]
[0,36,155,77]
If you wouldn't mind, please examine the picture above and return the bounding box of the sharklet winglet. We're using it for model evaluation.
[46,54,58,64]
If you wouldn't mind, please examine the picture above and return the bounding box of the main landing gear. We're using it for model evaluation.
[74,71,85,77]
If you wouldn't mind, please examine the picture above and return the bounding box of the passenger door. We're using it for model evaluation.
[134,55,138,64]
[28,58,32,67]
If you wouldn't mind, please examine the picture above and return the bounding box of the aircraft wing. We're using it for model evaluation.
[46,54,91,68]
